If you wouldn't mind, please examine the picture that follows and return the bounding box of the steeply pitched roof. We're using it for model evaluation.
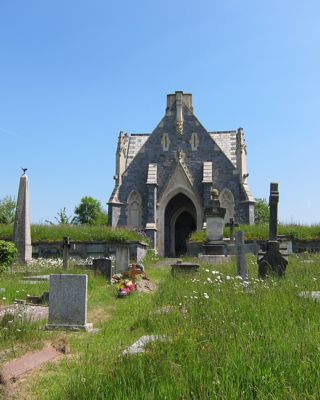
[209,131,237,168]
[125,134,150,168]
[123,131,238,169]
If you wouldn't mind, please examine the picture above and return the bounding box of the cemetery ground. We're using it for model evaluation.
[1,253,320,399]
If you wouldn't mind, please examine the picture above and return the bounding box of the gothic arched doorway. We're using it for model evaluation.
[164,193,197,256]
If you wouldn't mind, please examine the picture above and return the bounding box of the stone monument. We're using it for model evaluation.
[92,258,113,281]
[199,188,230,264]
[236,230,248,280]
[46,274,93,331]
[257,183,288,278]
[13,172,32,264]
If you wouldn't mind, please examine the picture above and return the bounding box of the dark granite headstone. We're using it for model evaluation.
[258,183,288,278]
[92,258,112,281]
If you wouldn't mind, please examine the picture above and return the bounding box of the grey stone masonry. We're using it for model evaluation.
[236,230,248,280]
[46,274,92,331]
[109,91,255,256]
[115,246,130,273]
[13,174,32,264]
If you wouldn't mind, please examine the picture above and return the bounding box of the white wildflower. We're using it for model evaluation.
[204,293,209,299]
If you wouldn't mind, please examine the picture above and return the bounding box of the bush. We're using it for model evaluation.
[0,241,18,272]
[254,198,269,224]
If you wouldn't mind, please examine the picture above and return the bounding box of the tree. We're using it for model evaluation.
[45,207,74,225]
[0,196,16,224]
[74,196,108,225]
[254,198,269,224]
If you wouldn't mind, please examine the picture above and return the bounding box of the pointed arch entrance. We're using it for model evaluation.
[164,193,196,256]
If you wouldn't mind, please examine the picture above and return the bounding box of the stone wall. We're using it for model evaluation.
[32,241,148,262]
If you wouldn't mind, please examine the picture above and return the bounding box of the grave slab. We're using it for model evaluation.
[298,291,320,301]
[123,335,166,356]
[0,345,61,383]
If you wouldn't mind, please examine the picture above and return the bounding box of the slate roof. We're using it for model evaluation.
[125,134,149,168]
[124,131,238,169]
[209,131,237,167]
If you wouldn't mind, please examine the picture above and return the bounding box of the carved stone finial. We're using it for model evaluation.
[210,188,220,201]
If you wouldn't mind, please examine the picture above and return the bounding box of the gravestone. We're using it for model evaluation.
[298,291,320,301]
[171,261,200,275]
[236,230,248,280]
[46,274,93,331]
[13,173,32,264]
[257,183,288,278]
[200,188,230,264]
[92,258,112,281]
[115,246,129,273]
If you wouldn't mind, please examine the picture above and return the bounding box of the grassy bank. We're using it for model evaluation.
[190,223,320,242]
[1,254,319,399]
[0,224,148,244]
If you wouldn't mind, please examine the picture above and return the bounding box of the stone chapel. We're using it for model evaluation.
[108,91,254,256]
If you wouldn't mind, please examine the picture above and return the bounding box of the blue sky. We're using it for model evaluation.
[1,0,319,224]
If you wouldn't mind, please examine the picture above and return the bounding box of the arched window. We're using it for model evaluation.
[219,188,235,223]
[127,191,142,229]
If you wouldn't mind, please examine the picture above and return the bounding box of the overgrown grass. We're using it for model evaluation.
[190,223,320,242]
[10,253,319,399]
[0,224,149,243]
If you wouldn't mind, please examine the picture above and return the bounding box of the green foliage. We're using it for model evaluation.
[254,197,270,224]
[0,224,148,243]
[0,240,17,272]
[74,196,108,225]
[188,229,207,243]
[0,195,16,224]
[45,207,74,225]
[189,223,320,242]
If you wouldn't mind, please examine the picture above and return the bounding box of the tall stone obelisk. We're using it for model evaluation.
[13,173,32,263]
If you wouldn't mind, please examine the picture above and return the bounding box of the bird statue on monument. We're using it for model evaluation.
[21,167,28,176]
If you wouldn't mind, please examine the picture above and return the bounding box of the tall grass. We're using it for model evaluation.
[0,224,148,243]
[190,224,320,242]
[31,254,320,399]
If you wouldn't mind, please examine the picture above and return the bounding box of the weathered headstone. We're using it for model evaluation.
[236,230,248,280]
[13,173,32,264]
[92,258,112,281]
[258,183,288,278]
[115,246,129,273]
[171,261,200,275]
[46,274,93,331]
[62,236,70,270]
